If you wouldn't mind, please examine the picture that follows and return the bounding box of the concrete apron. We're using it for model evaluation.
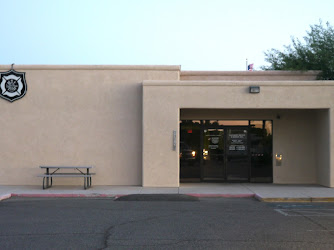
[1,183,334,202]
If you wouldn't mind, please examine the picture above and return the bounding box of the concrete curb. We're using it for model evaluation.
[0,194,12,201]
[258,197,312,202]
[254,194,334,202]
[311,197,334,202]
[254,194,312,202]
[9,193,255,199]
[10,194,116,198]
[1,193,334,202]
[187,193,255,198]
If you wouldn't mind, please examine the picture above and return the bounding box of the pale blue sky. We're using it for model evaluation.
[1,0,334,70]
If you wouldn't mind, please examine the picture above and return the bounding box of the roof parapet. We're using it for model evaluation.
[0,65,181,71]
[181,70,321,81]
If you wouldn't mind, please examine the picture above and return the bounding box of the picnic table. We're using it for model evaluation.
[38,166,95,189]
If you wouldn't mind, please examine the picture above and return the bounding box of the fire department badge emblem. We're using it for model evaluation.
[0,65,27,102]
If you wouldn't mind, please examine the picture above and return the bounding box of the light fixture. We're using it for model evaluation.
[275,154,282,166]
[249,86,260,93]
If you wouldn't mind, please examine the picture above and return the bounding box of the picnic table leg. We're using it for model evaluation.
[87,168,90,188]
[85,168,91,189]
[42,168,52,189]
[42,177,52,189]
[46,168,51,189]
[43,177,46,189]
[83,175,92,189]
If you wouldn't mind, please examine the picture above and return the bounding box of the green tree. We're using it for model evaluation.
[262,21,334,80]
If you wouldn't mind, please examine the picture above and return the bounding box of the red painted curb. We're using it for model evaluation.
[10,193,116,198]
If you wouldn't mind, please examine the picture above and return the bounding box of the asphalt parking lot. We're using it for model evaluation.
[1,196,334,249]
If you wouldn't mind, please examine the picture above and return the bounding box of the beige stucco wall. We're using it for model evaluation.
[1,65,333,187]
[142,81,334,187]
[0,65,180,185]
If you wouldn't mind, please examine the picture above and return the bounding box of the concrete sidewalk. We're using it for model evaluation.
[1,183,334,202]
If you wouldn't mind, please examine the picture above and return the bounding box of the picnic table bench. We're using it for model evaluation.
[38,166,95,189]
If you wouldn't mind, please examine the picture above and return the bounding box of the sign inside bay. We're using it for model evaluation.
[229,134,246,139]
[228,133,247,151]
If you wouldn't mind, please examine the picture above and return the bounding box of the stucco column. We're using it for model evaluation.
[315,109,332,187]
[142,86,180,187]
[329,109,334,187]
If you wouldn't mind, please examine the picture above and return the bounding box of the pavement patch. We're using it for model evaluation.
[114,194,199,201]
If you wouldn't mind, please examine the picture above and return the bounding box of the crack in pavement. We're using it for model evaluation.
[99,210,189,250]
[294,210,334,237]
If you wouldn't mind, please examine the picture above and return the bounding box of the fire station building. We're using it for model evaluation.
[0,65,333,187]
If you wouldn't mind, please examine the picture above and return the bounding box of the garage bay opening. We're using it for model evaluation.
[180,120,273,183]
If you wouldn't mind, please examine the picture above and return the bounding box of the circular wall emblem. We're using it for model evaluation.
[0,69,27,102]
